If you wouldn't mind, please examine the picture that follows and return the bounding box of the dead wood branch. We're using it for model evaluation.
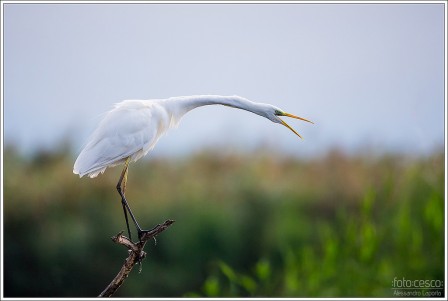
[98,219,175,297]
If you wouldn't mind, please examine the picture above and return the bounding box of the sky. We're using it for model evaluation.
[3,2,446,159]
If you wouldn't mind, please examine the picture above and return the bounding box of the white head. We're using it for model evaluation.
[256,103,314,139]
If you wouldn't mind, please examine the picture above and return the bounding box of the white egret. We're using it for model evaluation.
[73,95,313,241]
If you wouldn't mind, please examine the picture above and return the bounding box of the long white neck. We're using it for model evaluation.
[162,95,269,121]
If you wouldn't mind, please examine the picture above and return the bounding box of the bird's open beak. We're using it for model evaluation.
[278,112,314,139]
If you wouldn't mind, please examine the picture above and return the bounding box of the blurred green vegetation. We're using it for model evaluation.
[3,145,445,297]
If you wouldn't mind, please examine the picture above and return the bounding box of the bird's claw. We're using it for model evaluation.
[137,229,152,243]
[137,224,160,243]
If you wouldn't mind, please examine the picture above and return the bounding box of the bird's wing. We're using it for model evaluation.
[74,101,164,178]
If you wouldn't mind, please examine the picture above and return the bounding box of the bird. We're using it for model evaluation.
[73,95,313,241]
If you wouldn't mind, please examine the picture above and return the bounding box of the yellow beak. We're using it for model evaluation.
[279,112,314,139]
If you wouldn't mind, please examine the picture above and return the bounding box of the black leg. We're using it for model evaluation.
[121,199,132,240]
[116,158,150,242]
[117,159,133,240]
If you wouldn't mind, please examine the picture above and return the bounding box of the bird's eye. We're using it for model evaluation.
[274,110,282,116]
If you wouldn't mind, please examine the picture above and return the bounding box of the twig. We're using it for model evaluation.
[98,220,175,297]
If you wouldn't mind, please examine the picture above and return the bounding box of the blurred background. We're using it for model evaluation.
[2,2,445,298]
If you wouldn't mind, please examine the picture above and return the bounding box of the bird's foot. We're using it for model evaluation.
[137,229,150,242]
[137,224,160,244]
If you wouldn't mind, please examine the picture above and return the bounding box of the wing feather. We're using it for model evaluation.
[74,100,166,178]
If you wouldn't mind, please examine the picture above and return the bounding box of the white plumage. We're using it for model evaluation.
[73,95,313,240]
[74,100,170,177]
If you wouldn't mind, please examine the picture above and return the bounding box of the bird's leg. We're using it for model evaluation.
[116,158,148,242]
[117,159,132,240]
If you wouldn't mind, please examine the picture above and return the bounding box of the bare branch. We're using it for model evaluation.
[99,220,175,297]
